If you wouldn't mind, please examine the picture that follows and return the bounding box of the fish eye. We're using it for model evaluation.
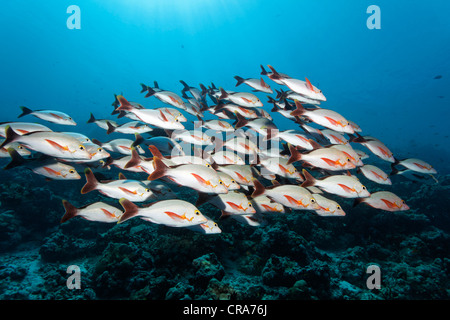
[206,164,211,168]
[194,210,200,215]
[347,158,351,162]
[68,117,72,120]
[219,180,223,184]
[402,200,405,204]
[248,202,252,207]
[311,198,316,203]
[214,223,218,227]
[231,180,236,183]
[145,188,150,192]
[98,148,103,152]
[17,145,23,149]
[362,186,366,190]
[69,169,75,174]
[79,145,85,150]
[337,205,341,210]
[175,119,180,122]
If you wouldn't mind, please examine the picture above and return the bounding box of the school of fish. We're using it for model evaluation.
[0,64,439,234]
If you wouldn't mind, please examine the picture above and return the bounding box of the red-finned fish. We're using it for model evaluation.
[275,89,322,105]
[312,194,346,217]
[353,191,409,212]
[18,106,76,126]
[250,195,285,214]
[218,88,263,108]
[234,76,273,94]
[117,198,208,227]
[0,122,52,137]
[194,115,234,132]
[256,154,303,181]
[105,121,153,135]
[215,164,255,187]
[330,144,364,167]
[267,65,326,101]
[87,113,119,130]
[93,137,145,156]
[60,200,123,223]
[290,101,354,134]
[81,168,154,202]
[143,84,186,110]
[4,148,81,180]
[350,134,395,163]
[251,180,319,211]
[115,95,185,130]
[287,143,356,171]
[357,164,392,185]
[196,191,256,216]
[321,129,349,145]
[0,126,92,160]
[278,130,315,150]
[391,158,437,174]
[217,171,241,190]
[260,64,291,85]
[147,156,228,194]
[0,142,31,157]
[209,150,245,166]
[301,169,370,198]
[170,129,213,146]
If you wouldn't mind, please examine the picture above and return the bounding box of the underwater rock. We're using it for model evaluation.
[191,252,225,288]
[165,281,195,300]
[261,255,302,287]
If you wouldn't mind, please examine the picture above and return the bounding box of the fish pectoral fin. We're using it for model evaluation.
[191,173,211,187]
[380,199,398,209]
[45,139,69,152]
[118,187,137,195]
[337,183,355,193]
[165,211,185,221]
[100,208,116,218]
[226,201,243,211]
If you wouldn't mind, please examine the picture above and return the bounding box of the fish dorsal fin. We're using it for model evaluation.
[305,77,314,91]
[118,172,127,180]
[260,77,268,87]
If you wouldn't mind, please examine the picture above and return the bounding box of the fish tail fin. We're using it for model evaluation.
[275,89,286,100]
[194,115,204,129]
[3,148,25,170]
[92,138,103,147]
[195,192,211,207]
[81,168,98,194]
[147,156,168,181]
[390,159,401,176]
[352,198,366,208]
[0,126,20,150]
[154,81,159,89]
[140,83,148,93]
[116,95,133,111]
[234,76,245,87]
[179,80,190,91]
[349,132,366,143]
[260,65,268,75]
[60,200,79,223]
[131,133,144,148]
[148,145,164,159]
[251,179,266,198]
[102,156,114,168]
[87,113,96,123]
[219,210,232,220]
[106,121,116,135]
[287,144,302,165]
[117,198,140,223]
[124,147,142,168]
[290,100,306,117]
[145,86,156,98]
[300,169,316,188]
[267,65,281,79]
[199,83,208,96]
[234,112,248,129]
[18,106,33,118]
[218,88,229,100]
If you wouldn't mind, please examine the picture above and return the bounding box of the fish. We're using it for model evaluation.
[194,116,234,132]
[18,106,76,126]
[250,195,285,213]
[93,138,145,156]
[142,136,185,156]
[196,191,256,216]
[0,121,52,136]
[170,129,213,146]
[187,217,222,234]
[287,143,356,171]
[147,156,228,194]
[147,144,211,167]
[357,164,392,185]
[290,101,354,134]
[217,171,241,190]
[106,121,153,135]
[81,168,155,202]
[278,130,315,150]
[275,89,322,105]
[143,85,186,110]
[87,113,119,130]
[267,65,326,101]
[61,200,123,223]
[391,158,437,174]
[233,113,278,140]
[117,198,208,227]
[218,88,263,108]
[321,129,349,145]
[234,76,273,94]
[61,132,92,144]
[0,126,92,160]
[208,150,245,165]
[260,64,291,85]
[215,164,255,187]
[353,191,409,212]
[330,144,364,167]
[0,142,31,157]
[350,134,395,163]
[390,168,439,185]
[213,102,260,119]
[180,80,206,104]
[301,169,370,198]
[312,194,346,217]
[256,154,303,181]
[4,148,81,180]
[252,180,319,211]
[115,95,185,130]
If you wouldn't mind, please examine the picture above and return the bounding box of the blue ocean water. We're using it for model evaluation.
[0,0,449,301]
